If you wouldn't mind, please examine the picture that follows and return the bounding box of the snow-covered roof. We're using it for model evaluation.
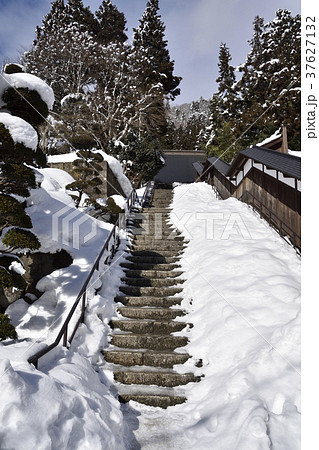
[255,129,282,147]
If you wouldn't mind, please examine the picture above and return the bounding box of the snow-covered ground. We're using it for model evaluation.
[0,182,300,449]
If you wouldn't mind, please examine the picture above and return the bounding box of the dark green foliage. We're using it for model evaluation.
[118,132,164,187]
[0,255,26,291]
[0,123,45,167]
[205,10,301,159]
[69,133,97,151]
[4,63,24,74]
[105,197,123,223]
[65,0,98,35]
[132,0,181,101]
[66,150,105,207]
[95,0,128,45]
[0,268,26,290]
[0,314,17,341]
[2,87,49,129]
[2,228,41,251]
[207,122,238,163]
[0,194,32,233]
[0,163,36,197]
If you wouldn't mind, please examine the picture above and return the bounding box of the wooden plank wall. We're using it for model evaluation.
[208,165,301,246]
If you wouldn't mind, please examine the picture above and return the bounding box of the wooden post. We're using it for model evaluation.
[281,125,288,154]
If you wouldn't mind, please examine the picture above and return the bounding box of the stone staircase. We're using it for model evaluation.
[103,186,198,408]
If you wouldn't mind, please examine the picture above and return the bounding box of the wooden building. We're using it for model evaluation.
[194,145,301,250]
[155,150,206,184]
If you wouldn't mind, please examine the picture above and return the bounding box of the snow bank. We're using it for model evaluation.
[0,112,38,150]
[129,182,300,449]
[0,344,125,450]
[0,167,129,449]
[5,167,113,341]
[0,72,54,110]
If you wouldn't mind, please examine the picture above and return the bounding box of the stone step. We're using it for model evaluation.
[114,370,197,387]
[123,270,184,279]
[118,394,186,408]
[127,250,183,258]
[110,319,187,334]
[131,235,186,243]
[146,208,173,212]
[130,241,186,249]
[121,277,184,288]
[115,296,183,307]
[117,306,184,320]
[111,333,188,350]
[129,246,185,254]
[103,349,190,368]
[125,255,180,265]
[121,262,181,271]
[119,285,183,297]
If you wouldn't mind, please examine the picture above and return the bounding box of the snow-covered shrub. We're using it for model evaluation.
[0,163,36,197]
[2,87,49,129]
[105,197,123,224]
[66,150,105,207]
[0,194,32,232]
[0,313,17,340]
[3,63,24,75]
[2,228,41,252]
[0,267,26,290]
[0,121,43,166]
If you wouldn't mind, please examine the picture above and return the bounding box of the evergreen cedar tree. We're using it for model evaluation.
[23,0,182,185]
[167,9,300,158]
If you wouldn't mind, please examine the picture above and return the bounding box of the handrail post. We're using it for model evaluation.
[81,292,86,323]
[63,326,68,347]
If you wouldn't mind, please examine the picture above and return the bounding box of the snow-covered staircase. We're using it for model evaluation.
[103,187,199,408]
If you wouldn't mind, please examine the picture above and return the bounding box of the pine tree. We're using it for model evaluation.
[95,0,127,45]
[261,9,301,149]
[205,43,238,160]
[65,0,97,34]
[216,43,237,122]
[65,150,104,207]
[132,0,181,101]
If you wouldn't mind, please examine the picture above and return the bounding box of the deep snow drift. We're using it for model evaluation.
[0,182,300,449]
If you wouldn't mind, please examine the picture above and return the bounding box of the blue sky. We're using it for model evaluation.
[0,0,301,104]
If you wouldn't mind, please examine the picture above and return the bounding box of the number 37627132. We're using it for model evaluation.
[306,17,316,78]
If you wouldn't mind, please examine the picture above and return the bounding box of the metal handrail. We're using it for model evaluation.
[238,190,301,252]
[140,181,153,207]
[28,189,138,368]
